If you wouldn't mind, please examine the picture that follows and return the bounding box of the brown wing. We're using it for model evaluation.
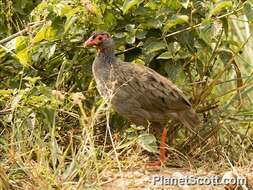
[111,61,194,123]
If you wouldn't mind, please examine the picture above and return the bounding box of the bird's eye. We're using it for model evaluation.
[98,37,103,40]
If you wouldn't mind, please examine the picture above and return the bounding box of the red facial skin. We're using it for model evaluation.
[84,33,110,48]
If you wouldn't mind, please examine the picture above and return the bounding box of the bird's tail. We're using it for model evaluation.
[180,108,200,129]
[177,109,201,135]
[178,109,203,153]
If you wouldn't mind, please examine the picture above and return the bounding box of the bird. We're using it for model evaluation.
[83,31,200,165]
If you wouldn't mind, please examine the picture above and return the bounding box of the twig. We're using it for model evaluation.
[196,104,219,113]
[0,21,45,44]
[0,108,12,115]
[115,46,140,56]
[240,122,250,145]
[165,4,244,38]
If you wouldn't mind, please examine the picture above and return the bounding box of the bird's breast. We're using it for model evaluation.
[92,59,117,99]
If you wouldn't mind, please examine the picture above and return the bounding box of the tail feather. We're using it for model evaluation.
[181,109,200,128]
[177,109,201,135]
[178,109,203,152]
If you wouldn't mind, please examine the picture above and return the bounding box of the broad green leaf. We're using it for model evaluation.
[162,0,182,10]
[33,24,56,43]
[64,16,77,34]
[181,0,190,9]
[157,51,173,59]
[42,107,56,126]
[130,124,145,130]
[125,24,135,32]
[199,23,213,43]
[16,48,31,67]
[54,3,81,18]
[141,19,162,29]
[174,49,191,59]
[243,2,253,21]
[126,34,136,44]
[123,0,142,14]
[144,41,166,54]
[103,11,117,29]
[136,29,147,39]
[15,36,29,52]
[163,15,189,33]
[56,59,68,89]
[83,1,102,17]
[55,4,73,17]
[221,18,228,37]
[117,138,137,149]
[51,135,61,170]
[24,76,41,86]
[177,31,195,53]
[209,1,233,18]
[48,43,56,59]
[144,2,157,10]
[222,40,240,48]
[137,133,158,153]
[132,58,145,65]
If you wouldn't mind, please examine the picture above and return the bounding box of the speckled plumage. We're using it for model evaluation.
[90,35,200,129]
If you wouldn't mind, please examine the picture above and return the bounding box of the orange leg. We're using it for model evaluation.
[159,127,167,164]
[146,127,168,167]
[168,126,175,146]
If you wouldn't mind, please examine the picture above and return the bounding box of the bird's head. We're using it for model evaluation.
[83,32,114,51]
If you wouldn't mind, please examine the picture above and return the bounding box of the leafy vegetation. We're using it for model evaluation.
[0,0,253,189]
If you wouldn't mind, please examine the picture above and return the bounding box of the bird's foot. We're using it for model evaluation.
[145,159,166,169]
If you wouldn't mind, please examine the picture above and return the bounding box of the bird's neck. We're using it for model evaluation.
[97,47,116,64]
[97,39,116,64]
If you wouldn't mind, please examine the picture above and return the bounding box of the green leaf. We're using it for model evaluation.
[64,16,77,35]
[136,29,147,39]
[144,41,166,54]
[56,58,68,89]
[162,0,182,10]
[181,0,190,9]
[163,15,189,33]
[33,24,56,43]
[16,48,31,67]
[137,133,158,153]
[221,17,228,37]
[15,36,29,52]
[125,24,136,44]
[209,1,233,18]
[157,51,173,59]
[55,4,72,17]
[117,138,137,149]
[126,34,136,44]
[144,2,157,10]
[103,11,117,29]
[48,43,56,59]
[123,0,142,14]
[141,18,162,29]
[243,2,253,21]
[24,76,41,86]
[132,58,145,65]
[199,23,213,43]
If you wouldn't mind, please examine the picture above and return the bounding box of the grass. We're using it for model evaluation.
[0,81,252,189]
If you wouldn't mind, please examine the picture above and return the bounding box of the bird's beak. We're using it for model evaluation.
[82,36,96,48]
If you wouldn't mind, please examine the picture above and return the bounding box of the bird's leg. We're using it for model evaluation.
[146,127,167,167]
[168,126,174,146]
[159,127,167,164]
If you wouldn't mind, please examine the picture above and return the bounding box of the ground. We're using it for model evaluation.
[100,167,253,190]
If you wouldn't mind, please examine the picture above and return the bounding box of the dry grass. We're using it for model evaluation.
[0,91,252,190]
